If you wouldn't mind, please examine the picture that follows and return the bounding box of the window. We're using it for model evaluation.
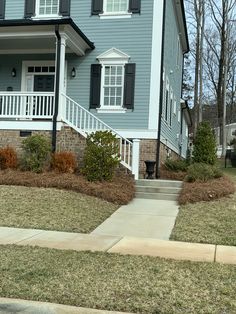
[169,92,173,126]
[165,89,169,122]
[91,0,141,17]
[36,0,59,16]
[103,65,124,107]
[104,0,129,14]
[90,48,135,112]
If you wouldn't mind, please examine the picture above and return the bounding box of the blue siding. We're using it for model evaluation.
[161,0,186,156]
[3,0,154,130]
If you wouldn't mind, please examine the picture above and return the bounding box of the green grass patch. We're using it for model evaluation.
[1,245,236,314]
[0,186,118,233]
[171,193,236,246]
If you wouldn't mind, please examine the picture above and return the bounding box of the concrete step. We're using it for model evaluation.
[135,192,178,201]
[136,179,183,188]
[136,186,181,195]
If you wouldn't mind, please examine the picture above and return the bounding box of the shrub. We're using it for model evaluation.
[0,146,18,169]
[164,158,188,172]
[21,135,51,173]
[192,121,217,165]
[52,151,77,173]
[185,163,223,182]
[83,131,120,182]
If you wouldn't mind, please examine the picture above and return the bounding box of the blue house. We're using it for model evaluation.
[0,0,190,178]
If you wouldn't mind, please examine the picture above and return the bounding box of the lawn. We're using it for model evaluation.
[0,186,118,233]
[0,245,236,314]
[171,193,236,246]
[171,165,236,246]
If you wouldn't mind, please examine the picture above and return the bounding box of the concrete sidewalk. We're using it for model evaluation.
[91,198,179,239]
[1,226,236,264]
[0,298,133,314]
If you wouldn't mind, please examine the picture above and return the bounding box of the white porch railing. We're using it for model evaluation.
[0,92,55,119]
[61,93,140,178]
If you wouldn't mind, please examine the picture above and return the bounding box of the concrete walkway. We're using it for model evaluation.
[0,298,133,314]
[1,226,236,264]
[91,198,179,239]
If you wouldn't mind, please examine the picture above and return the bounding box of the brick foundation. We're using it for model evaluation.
[0,127,180,178]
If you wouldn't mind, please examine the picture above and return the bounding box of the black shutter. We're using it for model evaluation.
[90,64,102,109]
[129,0,141,13]
[24,0,36,18]
[91,0,103,15]
[0,0,5,19]
[59,0,70,16]
[123,63,136,110]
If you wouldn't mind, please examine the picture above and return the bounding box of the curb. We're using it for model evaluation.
[0,298,133,314]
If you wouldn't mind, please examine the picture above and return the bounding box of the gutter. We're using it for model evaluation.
[52,24,61,153]
[155,0,166,179]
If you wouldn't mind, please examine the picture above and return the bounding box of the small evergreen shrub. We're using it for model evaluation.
[83,130,120,181]
[192,121,217,165]
[164,158,188,172]
[21,135,51,173]
[52,151,77,173]
[0,146,18,169]
[185,163,223,182]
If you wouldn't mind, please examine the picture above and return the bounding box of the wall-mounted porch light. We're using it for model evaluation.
[71,67,76,78]
[11,68,16,77]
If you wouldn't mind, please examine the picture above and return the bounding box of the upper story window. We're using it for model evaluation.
[24,0,71,19]
[37,0,59,17]
[91,0,141,18]
[104,0,128,14]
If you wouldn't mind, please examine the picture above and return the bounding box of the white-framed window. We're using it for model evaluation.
[102,65,124,107]
[173,97,177,115]
[178,107,181,123]
[36,0,59,17]
[169,90,173,126]
[164,77,169,122]
[96,48,130,113]
[104,0,129,14]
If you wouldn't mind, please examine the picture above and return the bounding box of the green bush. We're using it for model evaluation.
[192,121,217,165]
[185,163,223,182]
[21,135,51,173]
[82,131,120,182]
[164,158,188,172]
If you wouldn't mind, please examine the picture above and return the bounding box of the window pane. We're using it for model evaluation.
[116,97,122,106]
[104,97,109,106]
[103,65,124,108]
[110,97,115,106]
[106,0,128,12]
[39,0,59,15]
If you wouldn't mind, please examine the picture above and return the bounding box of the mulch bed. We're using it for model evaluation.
[160,166,186,181]
[0,170,135,205]
[178,176,235,205]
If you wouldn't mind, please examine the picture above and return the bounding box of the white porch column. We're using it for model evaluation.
[132,139,140,180]
[57,35,66,121]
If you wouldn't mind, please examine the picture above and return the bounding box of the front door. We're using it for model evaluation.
[33,75,55,116]
[34,75,55,92]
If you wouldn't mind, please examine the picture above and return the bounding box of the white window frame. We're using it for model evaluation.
[169,89,173,127]
[164,77,169,122]
[173,96,177,115]
[35,0,60,18]
[97,48,130,113]
[99,0,132,19]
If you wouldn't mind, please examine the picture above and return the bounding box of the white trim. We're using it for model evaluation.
[148,0,164,130]
[97,108,127,113]
[0,121,63,131]
[21,61,56,92]
[97,48,130,63]
[99,13,132,19]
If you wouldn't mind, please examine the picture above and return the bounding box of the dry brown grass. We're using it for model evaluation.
[179,176,235,205]
[0,170,135,205]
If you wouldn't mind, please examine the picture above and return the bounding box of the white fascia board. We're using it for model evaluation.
[0,121,63,131]
[148,0,164,130]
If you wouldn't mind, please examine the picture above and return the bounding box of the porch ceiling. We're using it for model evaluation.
[0,18,95,56]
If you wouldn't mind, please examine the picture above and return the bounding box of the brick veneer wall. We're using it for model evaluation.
[139,139,180,178]
[0,126,86,165]
[0,128,180,178]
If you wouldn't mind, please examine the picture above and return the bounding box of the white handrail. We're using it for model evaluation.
[61,93,133,171]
